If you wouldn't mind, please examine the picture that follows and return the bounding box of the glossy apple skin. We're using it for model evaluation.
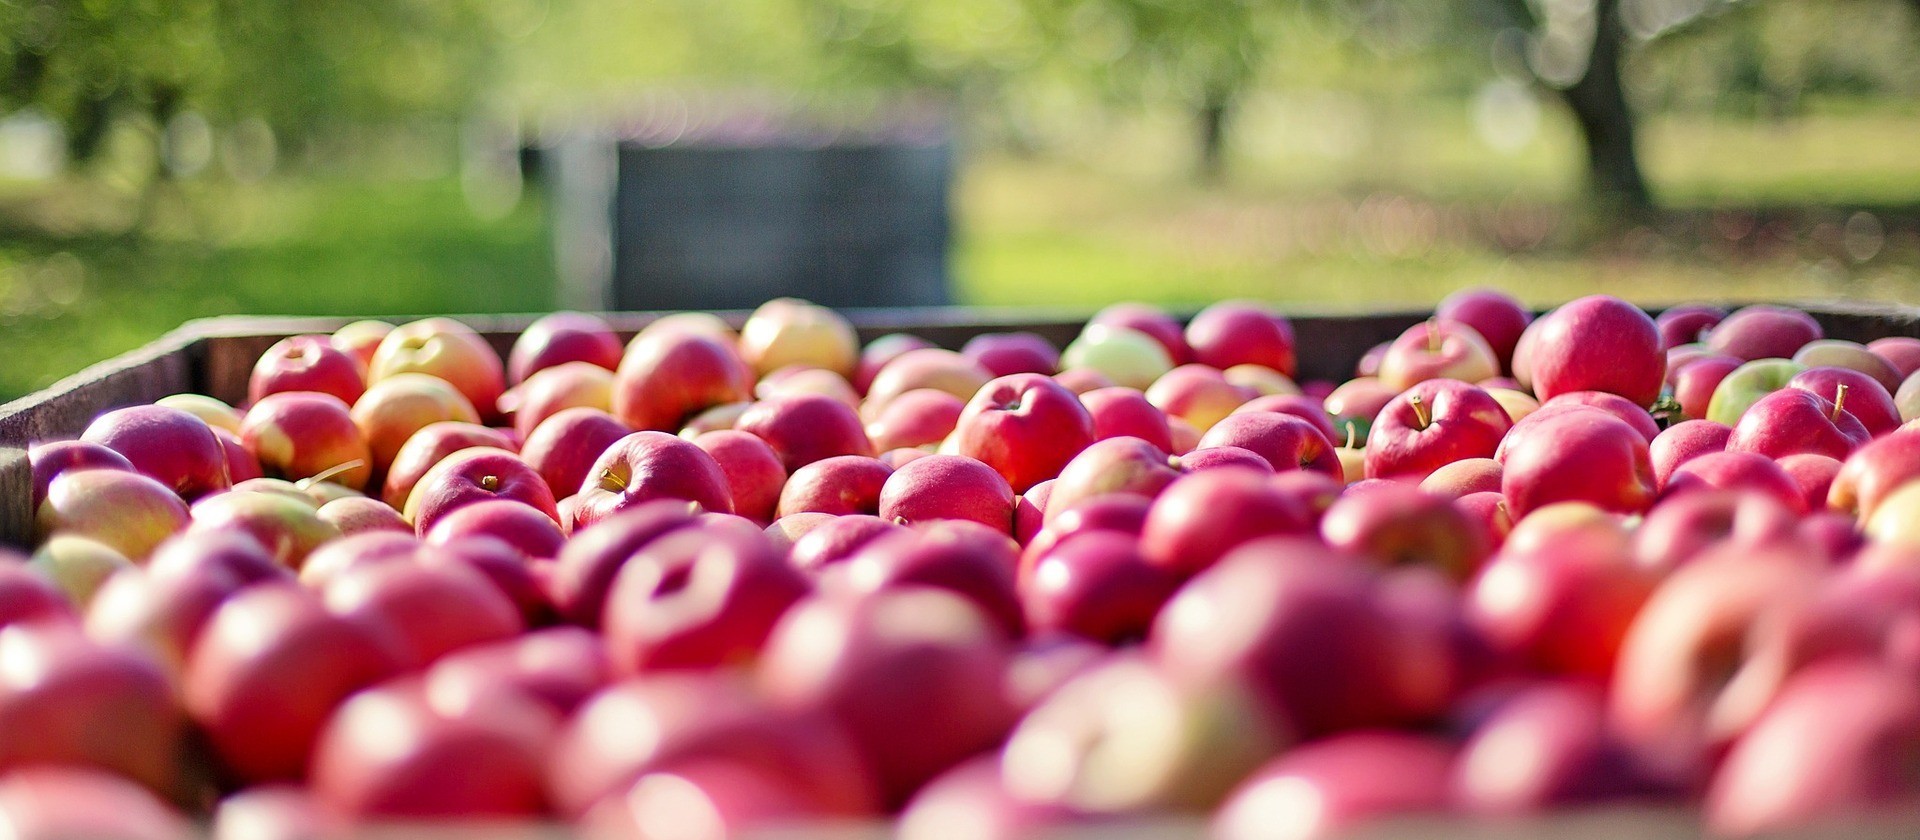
[612,329,752,432]
[520,407,631,509]
[1466,506,1654,680]
[1664,451,1807,513]
[185,582,407,782]
[548,501,708,627]
[1707,304,1822,361]
[240,391,373,492]
[1078,386,1174,452]
[84,532,291,680]
[877,454,1016,534]
[1497,408,1657,518]
[1789,366,1901,436]
[899,756,1089,840]
[0,767,190,840]
[1649,419,1732,490]
[1726,387,1870,460]
[1527,295,1665,408]
[1706,659,1920,837]
[1090,301,1192,365]
[570,432,733,532]
[323,559,524,670]
[1146,365,1254,434]
[1630,489,1795,574]
[1541,390,1660,442]
[209,428,262,485]
[35,468,191,561]
[1376,320,1501,392]
[1321,484,1491,581]
[1324,378,1398,441]
[1021,494,1154,581]
[963,331,1061,377]
[776,455,892,518]
[788,515,906,576]
[425,626,609,719]
[1215,731,1457,840]
[1062,327,1178,391]
[603,516,809,674]
[1196,411,1341,479]
[956,373,1097,494]
[1869,336,1920,378]
[404,446,558,536]
[0,622,184,795]
[758,587,1017,809]
[1364,379,1511,481]
[379,421,520,508]
[739,298,860,379]
[1656,304,1726,350]
[505,361,614,438]
[855,333,937,395]
[81,404,231,500]
[736,394,875,473]
[27,439,136,509]
[863,388,966,452]
[690,430,787,525]
[367,317,507,422]
[1024,529,1185,645]
[756,365,861,409]
[1454,681,1678,814]
[1792,339,1904,394]
[0,563,75,629]
[423,498,567,559]
[250,334,366,406]
[864,348,995,414]
[1176,444,1274,476]
[1232,394,1341,446]
[1828,427,1920,520]
[330,319,393,370]
[1437,287,1531,369]
[1138,469,1318,577]
[509,310,623,384]
[1418,457,1502,498]
[1185,300,1297,377]
[827,520,1024,638]
[1042,436,1182,525]
[350,372,482,473]
[309,676,552,819]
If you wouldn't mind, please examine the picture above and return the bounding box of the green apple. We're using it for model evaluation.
[30,535,134,609]
[1061,325,1175,391]
[1706,359,1807,427]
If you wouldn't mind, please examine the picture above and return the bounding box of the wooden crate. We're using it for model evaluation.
[5,302,1920,837]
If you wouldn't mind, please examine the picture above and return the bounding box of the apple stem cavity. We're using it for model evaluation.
[1409,394,1432,430]
[1831,383,1849,422]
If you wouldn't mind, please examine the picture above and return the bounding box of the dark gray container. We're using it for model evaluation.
[543,106,953,312]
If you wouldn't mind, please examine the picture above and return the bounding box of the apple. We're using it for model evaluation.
[1146,365,1254,434]
[548,500,709,627]
[776,455,892,518]
[1437,286,1531,370]
[81,404,230,499]
[0,767,190,840]
[1630,489,1796,574]
[758,587,1017,808]
[83,533,289,680]
[208,428,262,485]
[186,490,340,570]
[367,317,506,422]
[1900,371,1920,423]
[1357,341,1391,378]
[596,515,808,674]
[1215,731,1456,840]
[378,421,517,508]
[1230,394,1340,443]
[1455,491,1514,552]
[1487,388,1540,424]
[1078,386,1174,452]
[963,331,1061,377]
[154,392,244,434]
[755,366,861,409]
[1648,419,1732,490]
[184,581,406,782]
[1060,324,1176,391]
[423,498,567,559]
[863,348,995,415]
[678,400,751,436]
[1466,503,1654,679]
[864,388,966,452]
[1089,301,1191,365]
[639,311,738,345]
[1364,379,1511,481]
[210,785,343,840]
[404,446,557,536]
[1138,471,1324,579]
[1223,363,1301,397]
[1197,411,1341,479]
[239,391,372,492]
[1541,390,1660,442]
[1454,680,1675,814]
[738,298,859,379]
[1022,529,1181,645]
[1707,304,1822,361]
[425,625,609,719]
[28,438,135,509]
[1663,451,1806,512]
[508,310,623,384]
[330,319,393,370]
[322,558,523,670]
[1053,367,1116,394]
[789,515,906,576]
[1793,339,1904,394]
[0,621,183,795]
[314,496,408,536]
[1704,357,1806,427]
[1020,493,1152,578]
[855,333,936,395]
[1042,436,1182,524]
[898,756,1088,840]
[248,335,365,406]
[1865,480,1920,549]
[35,468,189,561]
[1726,387,1869,460]
[877,454,1016,534]
[505,360,614,437]
[570,432,733,531]
[1526,295,1665,407]
[1320,483,1490,581]
[350,372,482,473]
[1323,378,1398,441]
[1013,479,1052,545]
[612,329,753,432]
[735,394,875,473]
[1828,427,1920,520]
[1185,300,1296,377]
[1789,366,1901,436]
[1418,457,1502,498]
[1869,336,1920,379]
[0,562,74,629]
[1655,304,1726,350]
[1376,320,1500,392]
[520,407,631,508]
[1497,407,1656,518]
[955,373,1097,494]
[1176,444,1275,476]
[686,430,787,525]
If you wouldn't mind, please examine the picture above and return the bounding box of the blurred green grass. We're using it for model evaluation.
[2,105,1919,402]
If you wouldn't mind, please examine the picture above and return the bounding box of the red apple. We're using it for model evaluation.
[35,468,190,561]
[1053,367,1117,395]
[156,392,243,434]
[1376,320,1500,392]
[1726,387,1869,460]
[323,558,523,670]
[378,421,517,508]
[864,348,995,414]
[240,391,372,492]
[863,388,966,452]
[423,498,566,559]
[1437,287,1531,369]
[877,454,1016,534]
[1707,304,1822,361]
[1418,457,1502,498]
[1869,336,1920,379]
[1230,394,1340,444]
[1454,681,1676,814]
[1090,302,1192,365]
[426,625,609,718]
[81,404,231,499]
[1023,529,1182,645]
[1664,451,1806,513]
[570,431,733,531]
[737,394,875,472]
[1323,378,1398,441]
[955,373,1097,494]
[1793,339,1904,394]
[330,320,393,371]
[1077,386,1174,452]
[1175,444,1274,475]
[0,562,75,629]
[1629,489,1796,574]
[1196,411,1340,479]
[1138,470,1321,578]
[548,501,708,627]
[0,621,183,794]
[1789,366,1900,437]
[367,317,506,422]
[210,785,342,840]
[520,407,631,508]
[776,455,892,518]
[1320,483,1491,581]
[1215,731,1456,840]
[789,515,906,576]
[1527,295,1664,407]
[1185,300,1297,377]
[27,439,135,511]
[1829,426,1920,520]
[1364,379,1511,481]
[963,331,1061,377]
[249,335,366,406]
[0,767,190,840]
[509,310,623,384]
[855,333,936,395]
[1466,504,1654,679]
[210,428,262,485]
[612,329,753,432]
[1041,436,1181,525]
[1649,419,1733,490]
[826,520,1024,637]
[898,756,1089,840]
[1541,391,1659,442]
[404,446,557,536]
[311,496,404,537]
[690,430,787,525]
[1497,408,1656,518]
[603,516,809,673]
[1655,304,1726,350]
[505,360,614,438]
[1146,365,1254,434]
[350,372,482,473]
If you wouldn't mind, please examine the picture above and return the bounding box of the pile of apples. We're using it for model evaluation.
[9,292,1920,839]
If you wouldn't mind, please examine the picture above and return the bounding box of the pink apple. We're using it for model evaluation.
[0,767,190,840]
[1541,390,1660,442]
[1663,451,1806,513]
[1527,295,1664,407]
[570,431,733,531]
[1376,320,1500,392]
[1437,287,1532,370]
[426,625,609,717]
[547,500,710,627]
[1707,304,1822,361]
[211,428,262,484]
[505,360,614,437]
[1869,336,1920,379]
[424,498,567,559]
[350,372,482,473]
[788,515,905,576]
[1418,457,1502,498]
[776,455,892,518]
[1793,339,1904,393]
[1466,505,1654,679]
[603,516,809,673]
[864,387,966,453]
[316,496,409,536]
[1146,364,1255,434]
[612,329,752,432]
[1364,379,1511,481]
[1655,304,1726,350]
[1629,489,1795,574]
[323,558,524,669]
[689,429,787,525]
[1324,378,1398,439]
[240,391,372,491]
[520,407,631,507]
[0,562,74,629]
[956,373,1097,493]
[508,310,623,384]
[1649,418,1732,490]
[1090,301,1192,365]
[0,621,184,794]
[185,490,340,570]
[1230,394,1340,444]
[1185,300,1297,376]
[1042,436,1181,524]
[1020,494,1153,582]
[962,331,1061,377]
[1320,483,1491,581]
[382,422,518,512]
[1829,427,1920,519]
[1726,387,1869,460]
[1195,411,1341,479]
[1022,529,1181,645]
[1497,407,1656,518]
[1215,731,1456,840]
[249,335,366,406]
[1078,386,1174,452]
[404,446,558,535]
[877,454,1016,534]
[28,439,134,509]
[35,468,189,560]
[1454,680,1676,814]
[1789,366,1900,436]
[1175,444,1275,475]
[1053,367,1116,394]
[855,333,936,395]
[367,317,507,421]
[1138,470,1317,577]
[736,394,875,472]
[81,404,231,499]
[864,348,994,413]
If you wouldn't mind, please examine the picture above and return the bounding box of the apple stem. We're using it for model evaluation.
[1409,394,1432,430]
[1832,383,1849,422]
[1425,319,1440,354]
[480,475,500,492]
[299,460,365,489]
[601,468,628,491]
[1344,422,1358,449]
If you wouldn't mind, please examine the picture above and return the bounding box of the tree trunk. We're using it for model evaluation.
[1559,0,1654,214]
[1196,87,1233,184]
